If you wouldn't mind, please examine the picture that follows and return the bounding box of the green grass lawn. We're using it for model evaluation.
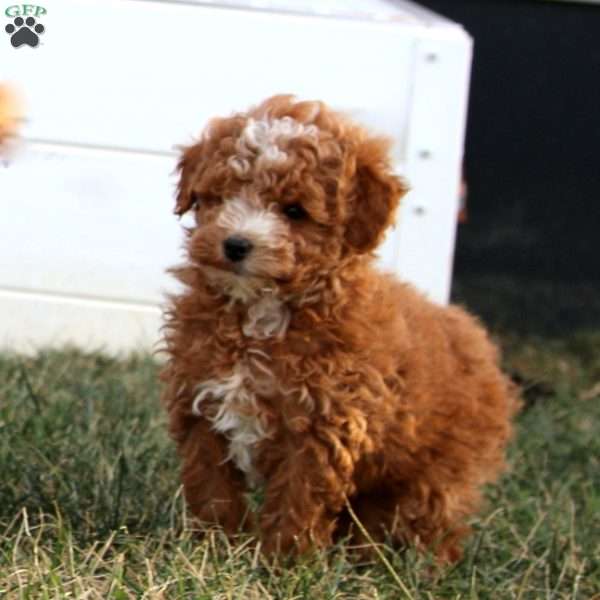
[1,279,599,598]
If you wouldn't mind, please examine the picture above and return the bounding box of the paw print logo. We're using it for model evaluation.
[5,16,45,48]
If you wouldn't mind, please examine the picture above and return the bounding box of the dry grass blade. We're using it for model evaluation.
[343,497,415,600]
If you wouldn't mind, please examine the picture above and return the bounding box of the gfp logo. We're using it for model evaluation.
[4,4,46,47]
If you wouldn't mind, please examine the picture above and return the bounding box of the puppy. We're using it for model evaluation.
[161,95,518,562]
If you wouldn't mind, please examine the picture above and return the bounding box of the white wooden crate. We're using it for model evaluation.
[0,0,472,353]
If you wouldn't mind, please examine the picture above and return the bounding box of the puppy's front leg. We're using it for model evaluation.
[177,417,250,535]
[258,433,355,556]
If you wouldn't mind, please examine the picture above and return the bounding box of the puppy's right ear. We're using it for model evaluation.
[344,137,408,253]
[174,142,204,216]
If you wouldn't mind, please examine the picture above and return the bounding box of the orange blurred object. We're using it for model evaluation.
[0,84,24,155]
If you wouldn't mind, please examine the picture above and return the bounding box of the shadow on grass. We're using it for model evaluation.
[452,274,600,339]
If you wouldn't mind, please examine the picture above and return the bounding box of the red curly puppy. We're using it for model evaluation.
[161,95,518,562]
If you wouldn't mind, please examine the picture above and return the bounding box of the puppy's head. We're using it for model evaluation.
[175,95,407,297]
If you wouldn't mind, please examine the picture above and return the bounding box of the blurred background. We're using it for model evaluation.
[419,0,600,337]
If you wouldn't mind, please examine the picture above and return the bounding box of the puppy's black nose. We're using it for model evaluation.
[223,236,253,262]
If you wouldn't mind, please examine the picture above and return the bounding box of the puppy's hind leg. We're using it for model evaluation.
[335,487,408,556]
[342,482,474,563]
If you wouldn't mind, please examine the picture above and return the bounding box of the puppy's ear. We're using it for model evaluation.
[345,137,408,252]
[174,142,204,216]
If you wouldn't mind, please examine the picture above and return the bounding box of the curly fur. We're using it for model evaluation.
[161,95,520,562]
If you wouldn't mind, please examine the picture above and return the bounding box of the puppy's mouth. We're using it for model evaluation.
[200,262,292,285]
[192,248,294,295]
[188,227,296,289]
[197,265,285,305]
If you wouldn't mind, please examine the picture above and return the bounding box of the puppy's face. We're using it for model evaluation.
[175,96,407,296]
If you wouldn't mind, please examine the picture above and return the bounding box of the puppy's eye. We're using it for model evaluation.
[283,203,307,221]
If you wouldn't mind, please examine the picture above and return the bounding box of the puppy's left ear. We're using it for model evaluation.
[174,142,204,216]
[345,137,408,252]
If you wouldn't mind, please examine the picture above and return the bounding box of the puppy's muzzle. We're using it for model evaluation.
[223,236,253,262]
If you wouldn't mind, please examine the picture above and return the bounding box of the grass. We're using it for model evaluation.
[1,279,599,598]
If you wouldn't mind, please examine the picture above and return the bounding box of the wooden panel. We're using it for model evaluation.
[3,0,416,162]
[180,0,450,23]
[0,289,162,355]
[0,143,185,304]
[396,34,472,303]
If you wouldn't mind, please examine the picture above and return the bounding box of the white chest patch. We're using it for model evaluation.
[243,295,290,340]
[192,364,269,486]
